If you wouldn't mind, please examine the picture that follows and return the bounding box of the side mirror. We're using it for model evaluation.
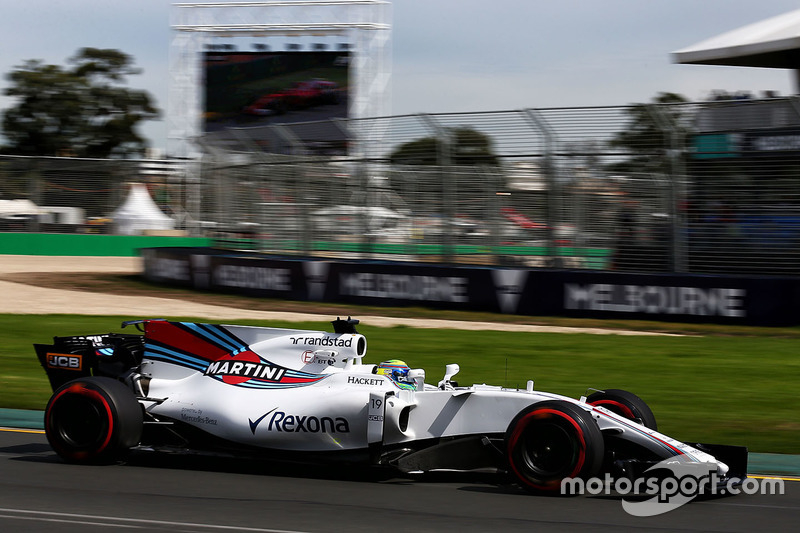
[438,364,460,390]
[407,369,425,391]
[443,363,459,382]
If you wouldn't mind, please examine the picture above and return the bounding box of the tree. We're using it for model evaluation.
[390,127,499,166]
[607,92,690,175]
[1,48,159,158]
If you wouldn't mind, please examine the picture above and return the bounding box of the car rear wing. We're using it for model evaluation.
[34,332,145,391]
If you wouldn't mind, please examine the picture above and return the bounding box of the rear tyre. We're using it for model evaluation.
[45,377,143,464]
[505,400,603,494]
[586,389,657,430]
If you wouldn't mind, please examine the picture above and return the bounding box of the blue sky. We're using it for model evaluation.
[1,0,798,152]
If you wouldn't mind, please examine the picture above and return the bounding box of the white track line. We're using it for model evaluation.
[0,508,309,532]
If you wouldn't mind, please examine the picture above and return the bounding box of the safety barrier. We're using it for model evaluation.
[141,247,800,326]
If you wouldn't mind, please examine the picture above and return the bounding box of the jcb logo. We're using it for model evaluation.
[46,353,83,371]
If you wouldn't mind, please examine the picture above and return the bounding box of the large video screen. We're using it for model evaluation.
[203,50,350,153]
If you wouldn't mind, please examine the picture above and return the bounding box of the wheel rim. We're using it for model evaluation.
[47,384,115,459]
[508,408,589,490]
[519,422,579,478]
[52,394,108,449]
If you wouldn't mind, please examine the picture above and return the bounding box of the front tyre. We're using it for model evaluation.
[45,377,143,464]
[586,389,657,430]
[505,400,603,494]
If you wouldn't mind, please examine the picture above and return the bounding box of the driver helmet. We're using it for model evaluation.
[375,359,415,389]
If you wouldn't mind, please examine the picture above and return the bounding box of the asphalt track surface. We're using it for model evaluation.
[1,429,798,533]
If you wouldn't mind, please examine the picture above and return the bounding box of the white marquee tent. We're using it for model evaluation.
[0,199,46,217]
[111,183,175,235]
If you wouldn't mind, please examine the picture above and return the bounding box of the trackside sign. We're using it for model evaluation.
[140,247,800,326]
[339,272,468,302]
[565,284,745,318]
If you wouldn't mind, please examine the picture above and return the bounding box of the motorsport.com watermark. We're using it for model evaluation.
[561,458,784,517]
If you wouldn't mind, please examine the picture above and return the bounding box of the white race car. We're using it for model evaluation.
[35,317,747,494]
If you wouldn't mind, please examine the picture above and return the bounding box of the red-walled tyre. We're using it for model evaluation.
[505,400,603,494]
[586,389,657,430]
[45,377,143,464]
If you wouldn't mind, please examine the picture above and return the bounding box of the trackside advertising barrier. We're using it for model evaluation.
[140,248,800,326]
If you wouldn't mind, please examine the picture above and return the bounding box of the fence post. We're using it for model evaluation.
[481,165,502,266]
[337,117,371,260]
[420,114,454,263]
[522,109,561,268]
[29,158,42,233]
[271,123,312,257]
[647,103,688,272]
[179,158,202,236]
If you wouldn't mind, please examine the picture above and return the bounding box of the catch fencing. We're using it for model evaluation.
[0,155,190,234]
[197,97,800,276]
[3,96,800,277]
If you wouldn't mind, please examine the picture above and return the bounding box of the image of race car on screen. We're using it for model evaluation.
[35,317,747,495]
[243,79,341,116]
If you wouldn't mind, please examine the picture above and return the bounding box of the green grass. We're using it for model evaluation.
[2,314,798,453]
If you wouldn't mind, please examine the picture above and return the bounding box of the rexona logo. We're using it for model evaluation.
[46,353,83,371]
[204,350,286,385]
[252,409,350,433]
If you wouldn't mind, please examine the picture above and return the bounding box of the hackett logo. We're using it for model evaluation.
[348,376,384,386]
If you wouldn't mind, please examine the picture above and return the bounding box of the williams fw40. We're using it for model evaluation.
[35,318,747,495]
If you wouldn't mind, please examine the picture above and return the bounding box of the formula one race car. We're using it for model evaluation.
[35,318,747,494]
[243,79,340,116]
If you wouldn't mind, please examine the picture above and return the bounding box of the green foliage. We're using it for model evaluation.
[390,127,500,166]
[1,48,160,158]
[2,314,798,453]
[607,92,690,175]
